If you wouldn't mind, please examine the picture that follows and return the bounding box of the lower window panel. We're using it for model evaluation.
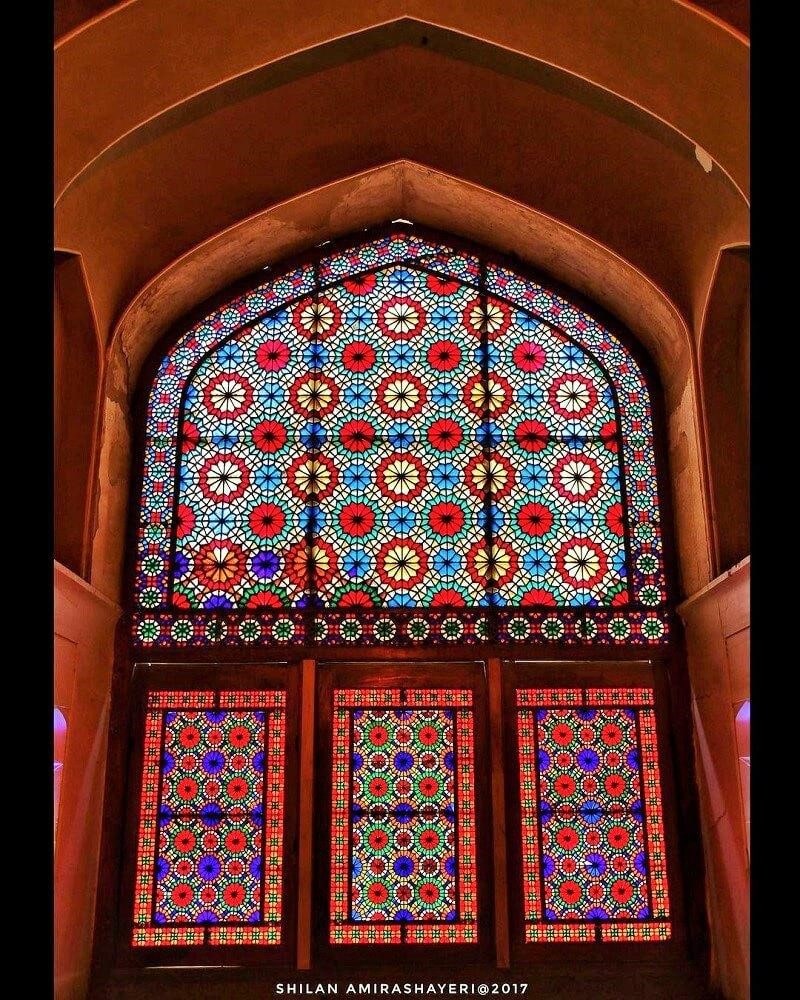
[132,688,286,946]
[329,687,478,944]
[516,686,671,942]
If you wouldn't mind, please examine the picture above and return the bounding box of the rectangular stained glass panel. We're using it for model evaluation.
[516,687,670,942]
[330,688,477,944]
[132,689,286,946]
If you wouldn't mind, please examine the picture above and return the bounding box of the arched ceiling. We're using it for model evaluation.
[55,1,751,46]
[54,0,749,366]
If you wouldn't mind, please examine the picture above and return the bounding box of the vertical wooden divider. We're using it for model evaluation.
[297,657,316,969]
[488,656,510,968]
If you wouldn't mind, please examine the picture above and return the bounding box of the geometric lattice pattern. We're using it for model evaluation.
[132,690,286,946]
[516,688,670,942]
[330,689,477,944]
[134,228,668,647]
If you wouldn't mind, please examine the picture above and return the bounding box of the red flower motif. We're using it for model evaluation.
[601,723,623,746]
[556,827,578,850]
[549,373,598,419]
[174,830,196,853]
[551,723,574,747]
[426,418,463,451]
[430,588,466,607]
[287,453,338,500]
[343,273,377,295]
[339,419,375,452]
[196,541,247,590]
[251,419,287,453]
[555,538,608,589]
[255,338,290,371]
[604,774,626,797]
[426,339,462,371]
[376,296,426,339]
[611,879,633,903]
[464,453,515,500]
[376,454,427,501]
[246,590,284,608]
[555,774,576,797]
[419,830,439,849]
[342,340,376,372]
[289,373,338,417]
[249,502,285,538]
[177,777,198,800]
[223,883,245,907]
[181,421,200,453]
[376,373,426,417]
[175,504,196,538]
[171,884,194,907]
[337,588,377,608]
[558,880,582,904]
[599,420,620,453]
[202,372,253,419]
[605,502,625,537]
[367,882,389,904]
[369,777,388,797]
[428,502,465,537]
[284,538,338,588]
[463,372,513,418]
[462,297,511,340]
[227,777,250,800]
[368,829,389,851]
[376,539,428,589]
[512,340,547,372]
[517,502,554,536]
[514,419,549,452]
[420,883,440,903]
[426,274,460,295]
[339,502,375,537]
[369,726,388,746]
[552,455,602,501]
[229,726,251,748]
[608,826,629,848]
[199,453,250,501]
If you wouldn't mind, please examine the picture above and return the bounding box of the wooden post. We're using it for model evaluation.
[297,657,316,969]
[488,656,510,968]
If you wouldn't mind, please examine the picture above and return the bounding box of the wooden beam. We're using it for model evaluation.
[488,656,510,968]
[296,657,316,969]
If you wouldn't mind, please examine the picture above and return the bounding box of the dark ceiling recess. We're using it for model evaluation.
[55,1,749,42]
[691,0,749,36]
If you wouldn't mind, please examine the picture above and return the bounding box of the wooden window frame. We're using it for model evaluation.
[501,659,690,967]
[113,662,301,971]
[311,660,496,970]
[91,648,705,1000]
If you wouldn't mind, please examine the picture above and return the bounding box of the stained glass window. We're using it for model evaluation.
[516,687,670,943]
[133,227,668,647]
[330,688,477,944]
[132,689,286,946]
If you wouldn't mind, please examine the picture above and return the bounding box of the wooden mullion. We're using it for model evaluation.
[487,656,510,968]
[296,657,316,969]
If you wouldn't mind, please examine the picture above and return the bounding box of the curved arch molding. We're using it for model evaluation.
[56,4,748,199]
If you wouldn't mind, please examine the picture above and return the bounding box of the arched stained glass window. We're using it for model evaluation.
[133,227,668,648]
